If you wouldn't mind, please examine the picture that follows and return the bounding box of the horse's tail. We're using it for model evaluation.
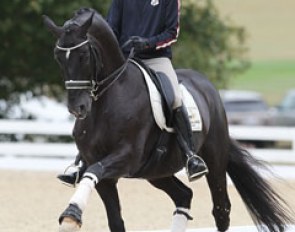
[227,139,294,232]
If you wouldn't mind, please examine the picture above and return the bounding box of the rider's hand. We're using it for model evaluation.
[130,36,151,53]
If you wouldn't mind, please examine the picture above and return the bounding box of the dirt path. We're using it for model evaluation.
[0,170,294,232]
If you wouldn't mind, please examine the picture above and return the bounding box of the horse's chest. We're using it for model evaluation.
[73,123,105,161]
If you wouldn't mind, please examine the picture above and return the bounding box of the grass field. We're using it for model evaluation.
[229,60,295,105]
[214,0,295,105]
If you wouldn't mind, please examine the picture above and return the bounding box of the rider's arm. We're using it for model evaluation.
[149,0,180,50]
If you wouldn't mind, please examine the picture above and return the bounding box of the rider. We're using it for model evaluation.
[58,0,208,185]
[107,0,208,181]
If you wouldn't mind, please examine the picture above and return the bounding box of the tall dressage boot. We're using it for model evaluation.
[173,106,208,181]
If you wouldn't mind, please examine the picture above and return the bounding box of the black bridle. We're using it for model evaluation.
[56,37,129,101]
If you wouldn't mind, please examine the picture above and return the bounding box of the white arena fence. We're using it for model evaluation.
[1,120,295,164]
[0,119,77,158]
[229,125,295,164]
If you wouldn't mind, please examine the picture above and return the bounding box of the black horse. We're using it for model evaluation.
[44,8,293,232]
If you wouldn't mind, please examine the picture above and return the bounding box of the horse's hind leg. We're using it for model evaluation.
[204,148,231,232]
[148,176,193,232]
[95,179,125,232]
[206,172,231,232]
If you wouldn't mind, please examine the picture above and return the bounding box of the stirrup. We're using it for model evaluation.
[186,155,209,182]
[61,163,81,188]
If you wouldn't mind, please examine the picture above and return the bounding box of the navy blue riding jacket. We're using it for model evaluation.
[106,0,180,59]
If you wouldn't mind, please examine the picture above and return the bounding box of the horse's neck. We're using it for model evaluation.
[100,39,125,75]
[90,17,125,76]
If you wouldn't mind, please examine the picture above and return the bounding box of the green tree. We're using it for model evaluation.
[0,0,110,117]
[0,0,248,118]
[174,0,249,88]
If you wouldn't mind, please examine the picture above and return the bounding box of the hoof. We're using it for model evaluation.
[59,217,81,232]
[59,204,82,225]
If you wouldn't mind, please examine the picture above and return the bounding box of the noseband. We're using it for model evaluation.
[56,38,128,101]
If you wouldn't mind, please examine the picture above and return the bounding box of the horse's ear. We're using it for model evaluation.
[78,12,94,37]
[43,15,63,38]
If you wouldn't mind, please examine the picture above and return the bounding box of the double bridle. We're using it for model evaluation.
[56,38,128,101]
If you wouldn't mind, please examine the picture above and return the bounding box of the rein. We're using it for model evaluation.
[90,61,128,101]
[56,38,130,101]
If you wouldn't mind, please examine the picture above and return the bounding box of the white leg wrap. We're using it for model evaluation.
[69,176,96,211]
[170,208,190,232]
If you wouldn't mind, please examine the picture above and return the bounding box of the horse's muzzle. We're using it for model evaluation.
[67,91,92,120]
[68,105,88,120]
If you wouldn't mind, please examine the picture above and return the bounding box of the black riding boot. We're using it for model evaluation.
[173,106,208,181]
[57,155,86,187]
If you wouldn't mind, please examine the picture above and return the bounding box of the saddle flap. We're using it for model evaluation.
[130,59,202,132]
[180,84,202,131]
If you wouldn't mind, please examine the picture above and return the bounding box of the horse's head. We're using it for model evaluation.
[44,10,100,119]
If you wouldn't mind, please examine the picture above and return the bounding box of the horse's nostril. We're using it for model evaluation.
[78,105,88,119]
[67,105,87,119]
[79,105,86,113]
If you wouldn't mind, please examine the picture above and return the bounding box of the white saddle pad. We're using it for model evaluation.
[130,60,202,132]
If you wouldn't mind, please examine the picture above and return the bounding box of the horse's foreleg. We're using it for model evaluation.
[148,176,193,232]
[96,179,125,232]
[59,168,99,231]
[59,157,129,231]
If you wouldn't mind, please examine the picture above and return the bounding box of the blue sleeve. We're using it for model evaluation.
[106,0,122,39]
[149,0,180,49]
